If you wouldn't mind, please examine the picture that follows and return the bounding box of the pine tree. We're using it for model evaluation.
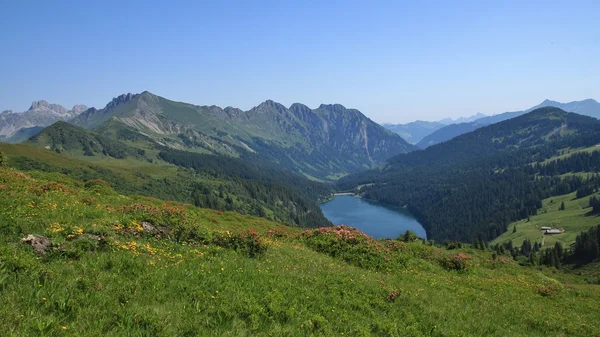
[591,240,600,261]
[552,248,561,269]
[528,252,536,266]
[559,201,566,211]
[554,242,564,261]
[513,225,517,233]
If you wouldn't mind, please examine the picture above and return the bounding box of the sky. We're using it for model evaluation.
[1,0,598,124]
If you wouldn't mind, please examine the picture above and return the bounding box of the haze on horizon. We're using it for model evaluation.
[1,0,598,124]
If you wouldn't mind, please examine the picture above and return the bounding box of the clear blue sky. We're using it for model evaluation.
[1,0,598,123]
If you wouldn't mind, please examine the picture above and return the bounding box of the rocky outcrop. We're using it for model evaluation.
[21,234,52,255]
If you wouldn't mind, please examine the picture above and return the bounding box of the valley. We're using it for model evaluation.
[3,2,600,335]
[1,93,600,336]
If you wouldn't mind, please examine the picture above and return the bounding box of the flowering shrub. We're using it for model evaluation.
[536,277,563,297]
[267,229,288,239]
[441,252,472,272]
[28,181,73,195]
[116,203,187,228]
[301,226,387,269]
[213,229,267,258]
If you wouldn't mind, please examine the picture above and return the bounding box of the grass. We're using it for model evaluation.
[540,145,600,164]
[491,190,600,249]
[1,168,600,336]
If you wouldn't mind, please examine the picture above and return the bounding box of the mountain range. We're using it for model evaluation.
[382,120,446,144]
[437,112,488,125]
[0,101,87,143]
[382,113,487,144]
[1,91,414,181]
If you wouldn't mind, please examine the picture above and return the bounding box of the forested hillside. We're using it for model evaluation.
[417,99,600,148]
[339,108,600,242]
[3,122,333,229]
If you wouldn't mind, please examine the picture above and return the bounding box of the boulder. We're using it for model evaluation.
[21,234,52,255]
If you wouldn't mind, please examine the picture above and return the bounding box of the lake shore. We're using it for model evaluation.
[320,195,426,239]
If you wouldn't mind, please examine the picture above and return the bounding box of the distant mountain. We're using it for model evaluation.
[438,112,487,125]
[383,121,445,144]
[69,91,415,180]
[383,113,487,144]
[527,98,600,119]
[415,123,480,148]
[0,101,87,143]
[416,99,600,148]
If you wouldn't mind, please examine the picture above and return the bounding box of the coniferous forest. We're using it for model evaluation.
[339,108,600,242]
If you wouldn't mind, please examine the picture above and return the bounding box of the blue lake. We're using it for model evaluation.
[320,195,427,239]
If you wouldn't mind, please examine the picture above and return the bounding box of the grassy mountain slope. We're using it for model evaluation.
[492,145,600,249]
[3,125,333,229]
[339,108,600,242]
[1,167,599,336]
[69,92,414,180]
[28,121,147,159]
[492,189,600,249]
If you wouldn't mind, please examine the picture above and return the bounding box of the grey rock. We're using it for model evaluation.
[21,234,52,255]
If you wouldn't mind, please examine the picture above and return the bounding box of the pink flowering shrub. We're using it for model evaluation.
[441,252,472,271]
[536,277,563,297]
[301,225,388,269]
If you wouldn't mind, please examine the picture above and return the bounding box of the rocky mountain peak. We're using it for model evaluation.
[318,103,347,112]
[48,104,68,115]
[253,100,288,113]
[72,105,88,113]
[106,93,137,109]
[289,103,311,114]
[30,100,49,110]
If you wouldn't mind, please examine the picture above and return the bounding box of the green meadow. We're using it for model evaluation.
[492,189,600,250]
[1,167,600,336]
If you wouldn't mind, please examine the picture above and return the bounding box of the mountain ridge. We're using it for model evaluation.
[67,91,415,180]
[416,98,600,148]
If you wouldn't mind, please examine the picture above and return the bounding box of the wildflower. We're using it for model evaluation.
[49,223,63,233]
